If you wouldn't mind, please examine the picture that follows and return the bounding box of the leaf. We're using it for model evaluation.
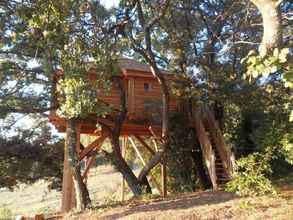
[252,70,259,78]
[273,48,279,57]
[279,48,289,63]
[290,111,293,122]
[284,81,293,88]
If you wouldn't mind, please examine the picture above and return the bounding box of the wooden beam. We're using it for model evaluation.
[81,155,97,181]
[79,133,107,160]
[148,126,163,144]
[161,152,167,197]
[76,124,81,152]
[128,78,135,114]
[152,138,159,152]
[128,137,162,195]
[129,137,146,164]
[135,135,164,165]
[61,125,76,212]
[134,135,156,155]
[96,117,114,127]
[120,137,127,201]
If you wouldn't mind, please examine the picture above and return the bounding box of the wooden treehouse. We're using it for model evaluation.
[49,57,234,212]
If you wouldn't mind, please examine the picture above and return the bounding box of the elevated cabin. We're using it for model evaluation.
[49,57,182,136]
[49,58,234,212]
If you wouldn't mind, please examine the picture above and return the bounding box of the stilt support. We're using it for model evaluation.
[161,152,167,197]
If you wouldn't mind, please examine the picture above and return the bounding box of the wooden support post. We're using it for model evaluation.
[120,137,127,201]
[61,125,75,212]
[61,122,82,212]
[128,78,135,115]
[152,138,158,152]
[161,152,167,197]
[76,123,81,152]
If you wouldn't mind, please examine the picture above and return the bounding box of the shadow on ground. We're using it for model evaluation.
[98,191,236,220]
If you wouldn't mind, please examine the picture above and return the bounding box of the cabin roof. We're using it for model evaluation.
[118,57,170,77]
[54,57,172,80]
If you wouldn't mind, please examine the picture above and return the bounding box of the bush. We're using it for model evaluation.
[225,153,276,196]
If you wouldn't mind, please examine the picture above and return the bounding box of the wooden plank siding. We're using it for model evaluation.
[96,75,178,123]
[130,77,177,120]
[49,59,182,135]
[97,79,127,111]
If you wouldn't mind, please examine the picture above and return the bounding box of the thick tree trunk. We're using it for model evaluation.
[66,119,91,211]
[108,131,143,196]
[104,77,152,195]
[250,0,282,56]
[133,2,170,196]
[138,150,164,181]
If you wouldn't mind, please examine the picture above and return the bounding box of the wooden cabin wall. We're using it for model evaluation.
[92,70,178,122]
[97,79,127,111]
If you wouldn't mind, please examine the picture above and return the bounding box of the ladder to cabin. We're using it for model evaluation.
[192,104,233,189]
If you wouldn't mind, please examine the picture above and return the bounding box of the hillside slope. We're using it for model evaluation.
[62,186,293,220]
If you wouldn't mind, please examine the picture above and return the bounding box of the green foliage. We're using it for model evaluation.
[243,48,293,122]
[56,77,112,119]
[226,153,276,196]
[167,113,197,192]
[243,48,290,79]
[251,115,293,166]
[280,134,293,164]
[0,123,64,190]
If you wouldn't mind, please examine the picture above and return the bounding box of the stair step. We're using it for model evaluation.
[216,169,225,172]
[217,177,228,181]
[216,173,227,176]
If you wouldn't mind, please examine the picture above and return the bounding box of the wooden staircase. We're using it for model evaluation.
[212,138,229,185]
[192,104,233,189]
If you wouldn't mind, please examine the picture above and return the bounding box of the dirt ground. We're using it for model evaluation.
[2,165,293,220]
[59,186,293,220]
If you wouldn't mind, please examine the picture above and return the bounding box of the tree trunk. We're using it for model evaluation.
[132,1,171,191]
[104,77,152,195]
[138,150,164,181]
[250,0,282,56]
[66,119,91,211]
[108,131,143,196]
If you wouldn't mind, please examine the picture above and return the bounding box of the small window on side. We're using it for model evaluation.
[144,83,152,92]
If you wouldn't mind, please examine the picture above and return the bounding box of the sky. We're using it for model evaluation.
[1,0,119,138]
[100,0,118,9]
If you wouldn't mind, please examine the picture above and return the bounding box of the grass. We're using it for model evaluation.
[0,207,14,220]
[0,165,122,219]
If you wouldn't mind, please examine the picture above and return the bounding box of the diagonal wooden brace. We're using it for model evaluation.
[79,133,107,161]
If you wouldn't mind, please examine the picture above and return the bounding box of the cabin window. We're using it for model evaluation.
[144,83,152,92]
